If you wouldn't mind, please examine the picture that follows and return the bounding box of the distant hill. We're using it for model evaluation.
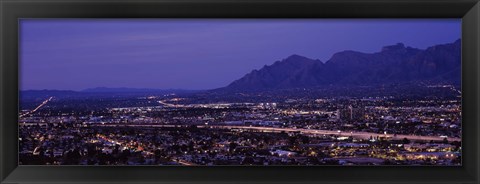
[20,89,79,98]
[20,88,202,100]
[219,39,461,92]
[81,87,199,93]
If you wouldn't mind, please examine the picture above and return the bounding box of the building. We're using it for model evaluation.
[338,105,365,121]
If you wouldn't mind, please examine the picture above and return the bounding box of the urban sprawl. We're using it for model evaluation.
[19,85,462,166]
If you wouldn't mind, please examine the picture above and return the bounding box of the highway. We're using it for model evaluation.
[19,96,53,118]
[207,125,461,142]
[92,124,461,142]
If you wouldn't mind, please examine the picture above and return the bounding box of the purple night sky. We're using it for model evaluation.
[20,19,461,91]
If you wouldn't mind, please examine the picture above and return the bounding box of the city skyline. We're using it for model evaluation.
[20,19,460,91]
[19,19,462,166]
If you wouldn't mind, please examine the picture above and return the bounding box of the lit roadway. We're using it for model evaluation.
[207,125,461,142]
[92,124,461,142]
[175,159,196,166]
[19,96,53,118]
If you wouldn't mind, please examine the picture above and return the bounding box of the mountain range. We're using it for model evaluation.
[219,39,461,92]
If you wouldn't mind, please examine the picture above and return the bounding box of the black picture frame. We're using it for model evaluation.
[1,0,479,183]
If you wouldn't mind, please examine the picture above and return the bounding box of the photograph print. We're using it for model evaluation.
[19,19,462,166]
